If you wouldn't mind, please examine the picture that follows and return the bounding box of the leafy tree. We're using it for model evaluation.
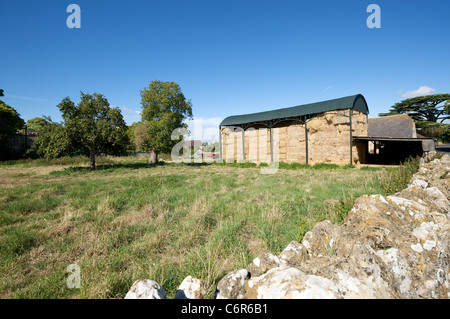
[0,100,25,138]
[380,94,450,123]
[27,116,52,133]
[140,80,193,163]
[0,99,25,159]
[0,89,4,96]
[128,121,153,153]
[27,116,71,159]
[57,92,130,170]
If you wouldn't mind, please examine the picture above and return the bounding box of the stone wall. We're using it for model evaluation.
[220,110,368,166]
[125,154,449,299]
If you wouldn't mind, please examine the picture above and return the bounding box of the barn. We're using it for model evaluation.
[218,94,435,166]
[219,94,369,166]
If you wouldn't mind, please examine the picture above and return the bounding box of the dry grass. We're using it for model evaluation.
[0,156,394,299]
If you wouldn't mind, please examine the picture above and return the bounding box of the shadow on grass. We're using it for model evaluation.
[49,161,213,176]
[49,162,165,176]
[182,162,213,166]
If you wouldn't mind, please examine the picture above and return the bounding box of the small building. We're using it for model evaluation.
[10,127,37,154]
[219,95,435,165]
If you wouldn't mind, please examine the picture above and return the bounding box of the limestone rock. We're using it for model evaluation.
[397,185,449,214]
[175,276,207,299]
[124,279,166,299]
[245,267,341,299]
[409,179,428,189]
[413,153,449,199]
[278,241,307,269]
[300,220,343,258]
[375,248,413,298]
[215,269,249,299]
[333,269,378,299]
[423,187,449,213]
[247,252,281,277]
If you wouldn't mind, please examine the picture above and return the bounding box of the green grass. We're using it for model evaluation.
[213,161,356,170]
[377,156,420,194]
[0,156,417,299]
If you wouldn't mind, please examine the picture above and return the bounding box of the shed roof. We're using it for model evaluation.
[220,94,369,127]
[368,114,416,139]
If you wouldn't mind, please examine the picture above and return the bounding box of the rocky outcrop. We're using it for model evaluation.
[124,279,167,299]
[175,276,207,299]
[125,154,450,299]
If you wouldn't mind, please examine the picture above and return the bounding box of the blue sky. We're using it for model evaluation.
[1,0,449,141]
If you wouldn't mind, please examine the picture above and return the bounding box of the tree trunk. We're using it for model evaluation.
[90,147,96,171]
[148,149,158,164]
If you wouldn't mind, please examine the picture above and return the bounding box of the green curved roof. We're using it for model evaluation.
[220,94,369,127]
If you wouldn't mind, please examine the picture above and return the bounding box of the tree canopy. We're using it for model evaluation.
[140,80,193,163]
[57,92,130,170]
[128,121,153,153]
[0,99,25,159]
[380,93,450,123]
[27,116,53,133]
[0,100,25,137]
[27,116,71,159]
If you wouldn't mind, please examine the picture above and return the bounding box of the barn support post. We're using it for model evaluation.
[305,120,308,165]
[269,123,274,163]
[241,127,246,162]
[219,125,222,162]
[349,109,353,166]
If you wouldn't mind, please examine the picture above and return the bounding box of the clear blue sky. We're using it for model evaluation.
[1,0,449,141]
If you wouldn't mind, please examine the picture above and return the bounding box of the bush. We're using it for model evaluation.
[378,156,420,195]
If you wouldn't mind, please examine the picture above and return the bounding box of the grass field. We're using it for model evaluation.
[0,156,417,298]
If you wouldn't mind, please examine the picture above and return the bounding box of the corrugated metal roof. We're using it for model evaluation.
[368,114,416,138]
[220,94,369,127]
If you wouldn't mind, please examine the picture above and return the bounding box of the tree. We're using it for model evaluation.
[57,92,130,170]
[380,94,450,123]
[0,100,25,139]
[27,116,71,159]
[0,99,25,159]
[128,121,153,153]
[140,80,193,163]
[27,116,53,133]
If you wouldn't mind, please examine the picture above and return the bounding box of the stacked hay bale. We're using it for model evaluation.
[220,109,368,165]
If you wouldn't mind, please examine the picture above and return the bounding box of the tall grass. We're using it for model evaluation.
[0,156,420,299]
[377,156,420,195]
